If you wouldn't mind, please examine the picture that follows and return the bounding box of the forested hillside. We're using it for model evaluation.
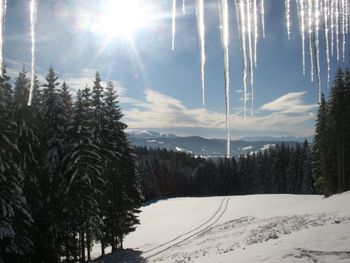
[0,68,141,263]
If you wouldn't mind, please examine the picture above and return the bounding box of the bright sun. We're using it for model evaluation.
[92,0,150,38]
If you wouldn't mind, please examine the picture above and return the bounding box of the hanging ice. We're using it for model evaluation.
[287,0,350,100]
[28,0,38,106]
[324,0,330,85]
[260,0,265,38]
[0,0,6,78]
[195,0,206,106]
[253,0,258,67]
[236,0,248,119]
[307,0,314,82]
[218,0,230,158]
[314,0,321,103]
[171,0,176,50]
[182,0,186,14]
[342,0,345,59]
[297,0,306,75]
[285,0,291,39]
[335,0,339,60]
[246,0,255,115]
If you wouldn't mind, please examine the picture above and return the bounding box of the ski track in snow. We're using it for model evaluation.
[144,197,230,259]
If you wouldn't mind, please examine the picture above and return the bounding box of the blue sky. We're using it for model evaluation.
[4,0,350,139]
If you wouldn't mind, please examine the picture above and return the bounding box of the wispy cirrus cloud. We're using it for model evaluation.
[260,92,318,114]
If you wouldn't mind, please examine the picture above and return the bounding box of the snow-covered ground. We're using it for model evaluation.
[93,192,350,263]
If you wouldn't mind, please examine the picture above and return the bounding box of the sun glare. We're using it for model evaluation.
[92,0,150,38]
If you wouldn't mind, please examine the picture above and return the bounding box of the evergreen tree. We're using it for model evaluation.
[91,72,105,145]
[344,69,350,190]
[301,140,314,194]
[312,93,331,196]
[101,82,141,251]
[0,70,32,263]
[12,70,40,193]
[328,69,346,193]
[63,88,102,262]
[36,67,68,262]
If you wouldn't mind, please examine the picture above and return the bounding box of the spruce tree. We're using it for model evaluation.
[63,87,102,262]
[0,70,32,262]
[101,82,141,251]
[12,70,40,194]
[37,67,68,262]
[312,93,331,196]
[328,69,346,193]
[344,69,350,190]
[301,140,314,194]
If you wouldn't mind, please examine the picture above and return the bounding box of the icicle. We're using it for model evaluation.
[314,0,321,103]
[237,0,248,119]
[341,0,346,61]
[331,0,334,56]
[246,0,254,115]
[260,0,265,38]
[171,0,176,51]
[312,34,321,103]
[0,0,6,78]
[286,0,291,39]
[345,0,348,34]
[182,0,186,14]
[253,0,258,68]
[297,0,306,75]
[336,0,340,60]
[28,0,38,106]
[218,0,230,158]
[324,0,330,86]
[308,0,314,82]
[195,0,206,106]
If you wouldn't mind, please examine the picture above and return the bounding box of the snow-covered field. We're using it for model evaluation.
[93,192,350,263]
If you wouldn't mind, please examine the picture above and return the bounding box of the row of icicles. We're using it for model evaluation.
[0,0,349,158]
[175,0,350,158]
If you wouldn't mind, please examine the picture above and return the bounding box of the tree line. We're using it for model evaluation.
[312,68,350,196]
[0,68,141,263]
[135,140,314,201]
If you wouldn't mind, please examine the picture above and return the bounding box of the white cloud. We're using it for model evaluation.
[123,89,316,137]
[260,92,318,113]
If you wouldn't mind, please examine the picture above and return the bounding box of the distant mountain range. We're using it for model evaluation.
[240,135,314,142]
[127,130,312,157]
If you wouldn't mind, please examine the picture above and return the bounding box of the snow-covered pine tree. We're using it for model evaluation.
[328,69,346,193]
[100,81,141,251]
[36,67,68,262]
[12,69,41,196]
[312,93,330,196]
[91,72,105,145]
[62,87,102,262]
[344,70,350,191]
[270,143,290,193]
[286,143,303,194]
[0,69,32,263]
[301,140,314,194]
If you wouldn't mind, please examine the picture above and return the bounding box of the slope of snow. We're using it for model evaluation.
[93,192,350,263]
